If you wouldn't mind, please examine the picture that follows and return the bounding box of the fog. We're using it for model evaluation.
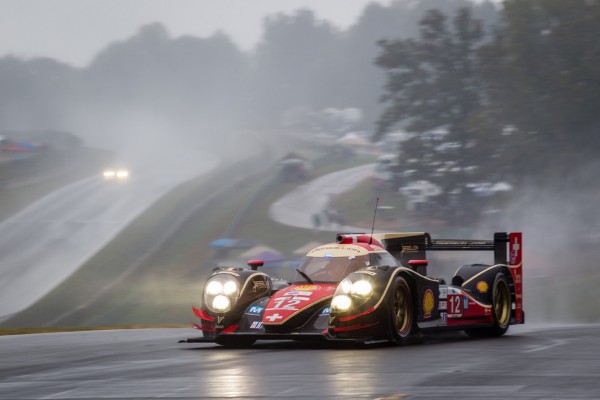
[0,0,598,328]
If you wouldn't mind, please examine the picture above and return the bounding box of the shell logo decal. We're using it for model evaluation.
[476,281,489,293]
[294,284,321,291]
[423,289,434,318]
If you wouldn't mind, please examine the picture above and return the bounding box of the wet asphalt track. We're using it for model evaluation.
[0,150,217,319]
[1,324,599,399]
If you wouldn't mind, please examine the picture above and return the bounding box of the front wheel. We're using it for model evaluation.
[388,276,414,344]
[465,273,511,338]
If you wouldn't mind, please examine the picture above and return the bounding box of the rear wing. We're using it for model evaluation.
[371,232,521,266]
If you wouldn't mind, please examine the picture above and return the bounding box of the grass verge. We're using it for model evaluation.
[1,143,375,329]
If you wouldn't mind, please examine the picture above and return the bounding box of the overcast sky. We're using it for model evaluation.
[0,0,393,67]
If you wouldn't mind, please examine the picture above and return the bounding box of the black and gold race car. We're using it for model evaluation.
[181,232,523,346]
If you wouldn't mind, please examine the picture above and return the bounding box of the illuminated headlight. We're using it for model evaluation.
[332,276,374,312]
[205,280,223,295]
[204,275,240,313]
[331,295,352,311]
[339,278,353,294]
[116,170,129,178]
[351,280,373,297]
[103,170,115,179]
[212,295,231,312]
[338,278,373,298]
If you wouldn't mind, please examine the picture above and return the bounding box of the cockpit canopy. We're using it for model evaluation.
[295,243,398,283]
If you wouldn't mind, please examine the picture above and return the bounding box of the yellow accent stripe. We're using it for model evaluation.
[461,264,507,287]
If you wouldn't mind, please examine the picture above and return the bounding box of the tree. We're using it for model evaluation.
[250,9,340,126]
[479,0,600,172]
[375,7,501,198]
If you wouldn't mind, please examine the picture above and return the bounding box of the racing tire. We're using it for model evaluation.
[465,273,511,338]
[388,276,414,345]
[215,336,256,348]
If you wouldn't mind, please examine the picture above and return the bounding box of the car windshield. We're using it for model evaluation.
[294,255,370,283]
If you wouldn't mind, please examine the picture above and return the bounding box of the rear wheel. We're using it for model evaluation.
[389,276,414,344]
[465,273,511,338]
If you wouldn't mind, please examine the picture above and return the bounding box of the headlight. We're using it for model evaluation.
[223,280,238,295]
[339,278,353,294]
[332,276,374,312]
[204,275,240,313]
[212,295,231,312]
[116,170,129,178]
[338,278,373,297]
[103,170,115,178]
[351,280,373,297]
[331,294,352,311]
[205,280,223,295]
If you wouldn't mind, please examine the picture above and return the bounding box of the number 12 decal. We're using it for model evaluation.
[448,294,462,315]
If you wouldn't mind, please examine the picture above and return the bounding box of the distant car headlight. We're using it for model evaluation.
[103,169,129,180]
[204,275,240,313]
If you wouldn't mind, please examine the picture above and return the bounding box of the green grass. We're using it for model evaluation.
[1,143,376,329]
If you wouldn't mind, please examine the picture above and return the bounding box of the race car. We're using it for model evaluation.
[181,231,523,346]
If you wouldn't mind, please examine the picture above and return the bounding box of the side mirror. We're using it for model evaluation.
[247,259,264,271]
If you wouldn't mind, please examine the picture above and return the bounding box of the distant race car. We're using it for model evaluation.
[102,168,130,180]
[181,232,523,347]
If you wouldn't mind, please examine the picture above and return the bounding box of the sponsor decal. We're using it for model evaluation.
[441,312,447,324]
[286,291,312,296]
[439,300,447,310]
[218,316,224,325]
[250,321,263,329]
[265,313,283,322]
[252,280,268,292]
[268,293,311,311]
[308,245,366,255]
[510,235,521,264]
[401,245,419,254]
[294,284,321,291]
[320,307,331,316]
[423,289,434,318]
[439,286,448,299]
[264,283,335,324]
[245,306,264,315]
[329,315,336,324]
[476,281,489,293]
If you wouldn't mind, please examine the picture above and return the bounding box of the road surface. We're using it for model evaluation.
[270,163,374,231]
[0,148,217,319]
[1,324,598,399]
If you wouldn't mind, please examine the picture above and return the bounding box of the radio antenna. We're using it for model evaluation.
[369,197,379,245]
